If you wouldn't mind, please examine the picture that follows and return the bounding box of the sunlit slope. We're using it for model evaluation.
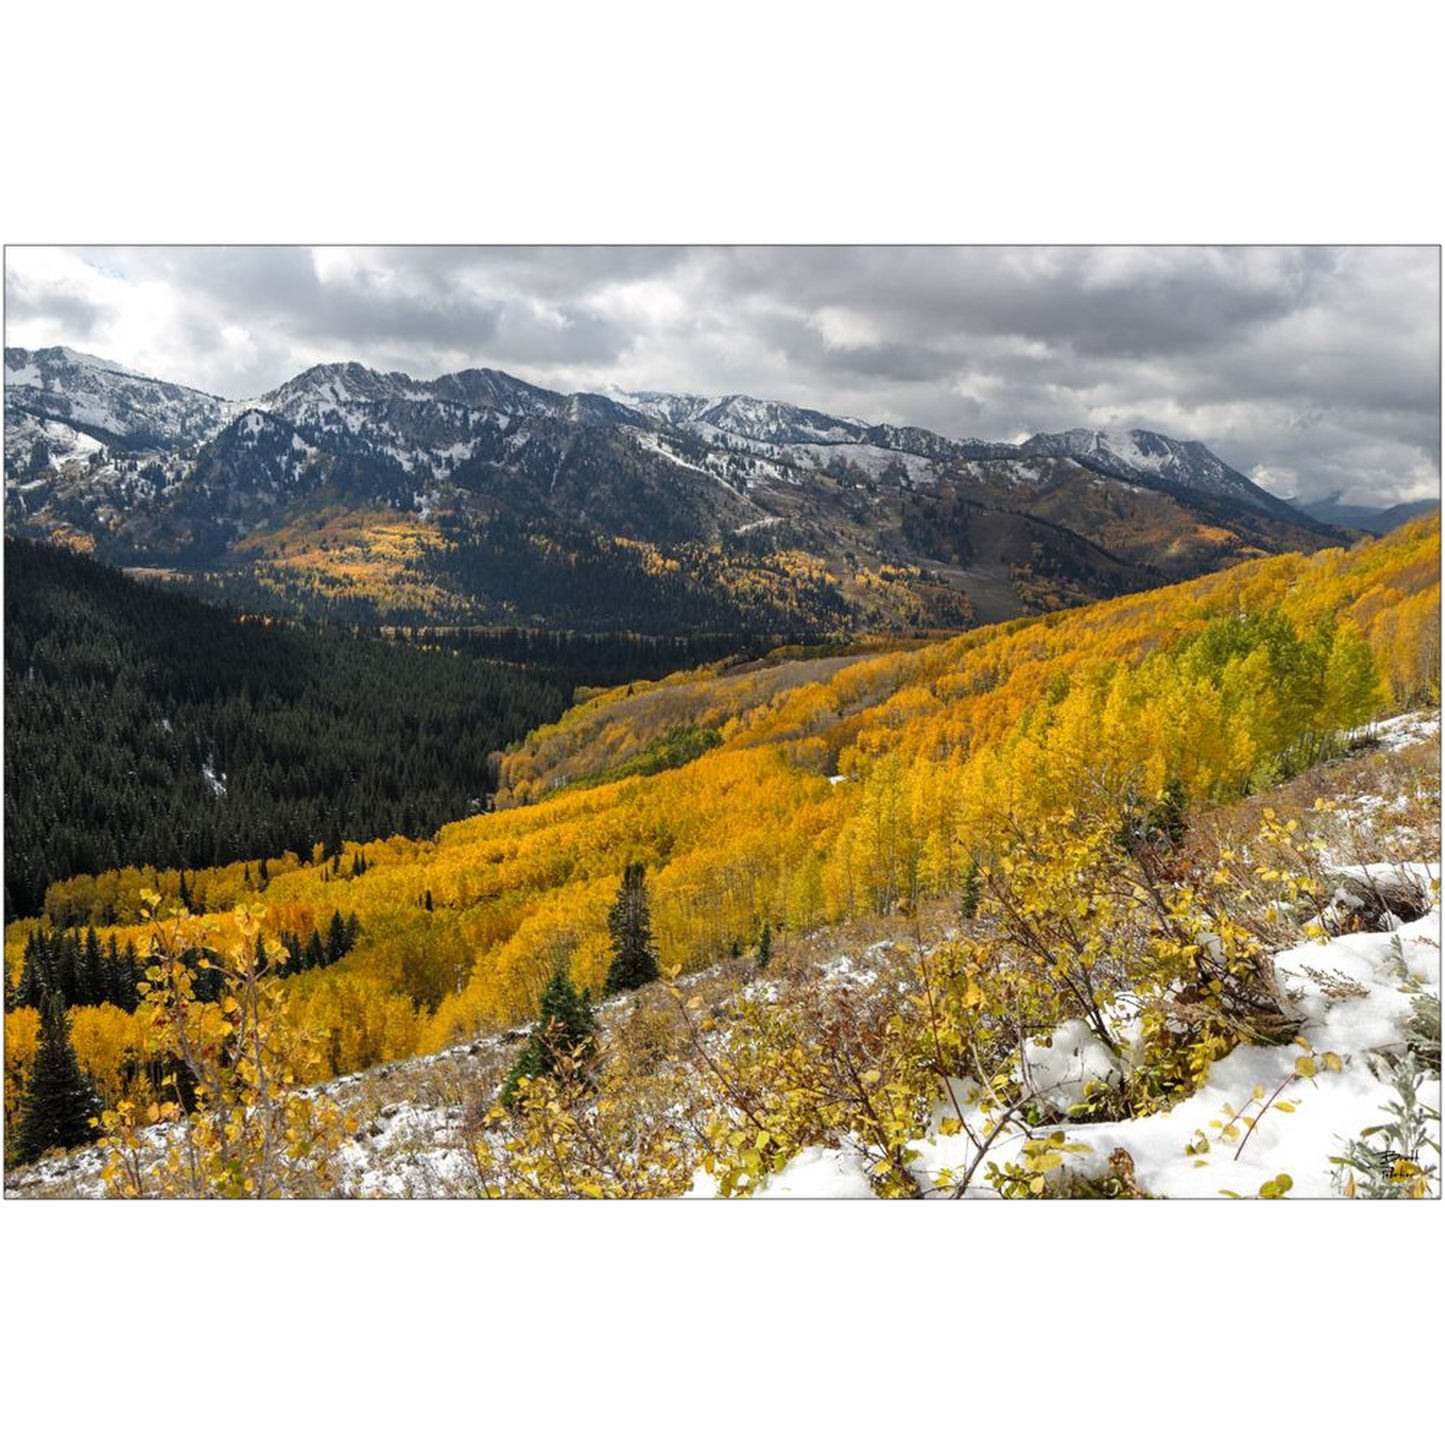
[11,517,1438,1092]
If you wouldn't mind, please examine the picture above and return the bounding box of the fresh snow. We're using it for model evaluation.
[708,880,1440,1199]
[744,1147,878,1199]
[1363,711,1441,753]
[201,759,227,798]
[1022,1018,1124,1112]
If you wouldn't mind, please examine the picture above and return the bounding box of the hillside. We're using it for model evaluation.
[5,347,1347,632]
[7,704,1438,1199]
[2,540,806,921]
[4,517,1437,1193]
[2,538,578,920]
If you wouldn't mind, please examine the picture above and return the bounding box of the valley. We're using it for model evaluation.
[3,510,1439,1193]
[3,341,1439,1200]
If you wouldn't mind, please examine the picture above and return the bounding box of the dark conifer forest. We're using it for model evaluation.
[2,538,585,919]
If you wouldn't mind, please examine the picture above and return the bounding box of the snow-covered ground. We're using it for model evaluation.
[1361,711,1441,754]
[688,875,1439,1200]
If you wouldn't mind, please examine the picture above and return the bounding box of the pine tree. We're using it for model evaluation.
[326,910,348,963]
[12,994,101,1165]
[757,920,772,969]
[82,927,104,1006]
[604,862,659,994]
[501,965,597,1108]
[305,930,326,971]
[959,860,982,919]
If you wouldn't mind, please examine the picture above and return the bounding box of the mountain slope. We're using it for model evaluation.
[5,346,233,454]
[4,347,1348,631]
[1297,492,1440,534]
[5,516,1436,1200]
[1016,426,1300,520]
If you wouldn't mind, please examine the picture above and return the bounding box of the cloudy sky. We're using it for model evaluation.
[6,245,1439,505]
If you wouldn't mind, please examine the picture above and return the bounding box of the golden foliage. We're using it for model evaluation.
[95,895,352,1198]
[12,517,1439,1115]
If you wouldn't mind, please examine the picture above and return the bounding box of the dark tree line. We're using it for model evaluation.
[6,907,362,1018]
[270,909,361,978]
[3,538,582,920]
[9,925,141,1011]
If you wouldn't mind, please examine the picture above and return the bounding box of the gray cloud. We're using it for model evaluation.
[5,244,1438,506]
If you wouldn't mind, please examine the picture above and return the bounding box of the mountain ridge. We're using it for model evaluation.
[5,345,1350,632]
[8,344,1314,519]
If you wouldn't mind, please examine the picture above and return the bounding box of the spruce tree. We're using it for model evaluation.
[501,965,597,1108]
[53,934,77,1007]
[12,995,101,1165]
[959,860,982,920]
[15,931,47,1009]
[118,941,140,1010]
[326,910,348,963]
[604,862,659,994]
[82,927,104,1006]
[757,920,772,969]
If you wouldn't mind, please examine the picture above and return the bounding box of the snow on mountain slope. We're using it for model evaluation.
[262,361,647,434]
[4,345,230,450]
[6,349,1332,563]
[3,411,106,481]
[6,348,1304,517]
[1019,426,1299,521]
[623,388,969,457]
[622,391,1316,524]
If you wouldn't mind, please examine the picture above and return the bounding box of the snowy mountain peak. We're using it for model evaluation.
[5,345,149,387]
[6,347,1332,536]
[5,344,229,452]
[1018,426,1298,520]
